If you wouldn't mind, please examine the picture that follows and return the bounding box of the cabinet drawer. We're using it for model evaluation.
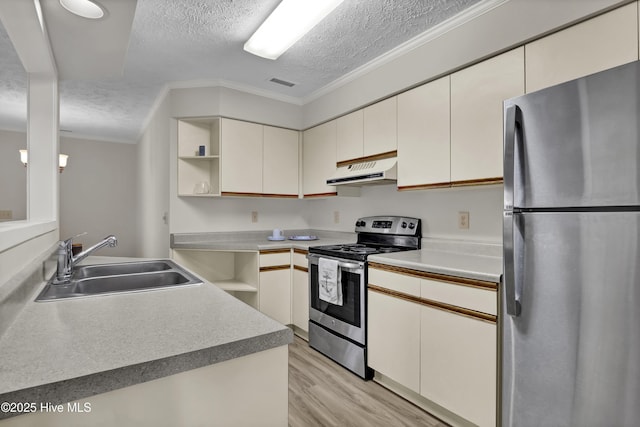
[368,267,420,297]
[421,278,497,316]
[260,251,291,268]
[292,251,308,268]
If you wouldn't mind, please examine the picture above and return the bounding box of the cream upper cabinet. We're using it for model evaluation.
[302,120,337,197]
[220,118,263,194]
[263,126,299,196]
[450,47,525,184]
[526,3,639,93]
[363,96,397,157]
[336,110,364,164]
[397,76,450,189]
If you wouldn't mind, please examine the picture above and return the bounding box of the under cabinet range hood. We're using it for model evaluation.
[326,158,397,186]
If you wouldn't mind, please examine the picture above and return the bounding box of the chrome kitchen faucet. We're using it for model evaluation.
[54,235,118,284]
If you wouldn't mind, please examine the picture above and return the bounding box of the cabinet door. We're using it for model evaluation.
[450,47,524,183]
[368,290,421,393]
[368,268,421,393]
[397,76,450,189]
[292,268,309,332]
[421,306,496,427]
[302,120,337,197]
[220,118,263,194]
[526,3,638,93]
[263,126,299,196]
[336,110,364,163]
[363,96,397,157]
[260,269,291,325]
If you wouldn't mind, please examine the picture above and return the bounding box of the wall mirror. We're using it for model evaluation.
[0,17,27,222]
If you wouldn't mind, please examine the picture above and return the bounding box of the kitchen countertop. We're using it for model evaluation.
[369,239,502,283]
[0,256,292,417]
[171,229,357,251]
[172,231,502,284]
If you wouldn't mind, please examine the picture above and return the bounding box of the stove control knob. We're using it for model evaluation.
[408,222,416,230]
[401,222,408,228]
[357,220,366,227]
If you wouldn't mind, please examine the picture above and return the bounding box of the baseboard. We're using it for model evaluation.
[373,372,476,427]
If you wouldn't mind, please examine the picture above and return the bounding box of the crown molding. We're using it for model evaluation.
[301,0,510,104]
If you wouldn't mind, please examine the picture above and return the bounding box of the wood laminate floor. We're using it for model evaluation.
[289,336,448,427]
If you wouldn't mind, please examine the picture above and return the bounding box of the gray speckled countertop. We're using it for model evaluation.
[369,238,503,283]
[171,229,357,251]
[172,231,502,283]
[0,256,292,417]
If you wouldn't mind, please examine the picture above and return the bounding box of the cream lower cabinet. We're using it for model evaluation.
[525,2,638,93]
[367,263,498,427]
[368,267,421,393]
[291,249,309,334]
[421,305,496,427]
[259,250,292,325]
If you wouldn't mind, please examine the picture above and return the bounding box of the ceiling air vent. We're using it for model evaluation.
[269,77,296,87]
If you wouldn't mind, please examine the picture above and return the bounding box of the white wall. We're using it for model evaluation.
[59,137,138,257]
[304,185,503,243]
[137,94,171,258]
[0,129,27,221]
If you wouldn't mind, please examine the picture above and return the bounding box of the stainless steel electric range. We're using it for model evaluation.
[307,216,422,379]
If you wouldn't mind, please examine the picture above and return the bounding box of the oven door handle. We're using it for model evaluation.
[337,261,363,271]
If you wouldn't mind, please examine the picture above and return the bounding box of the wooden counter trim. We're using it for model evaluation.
[293,265,308,273]
[450,177,503,187]
[293,248,308,255]
[397,182,451,191]
[259,265,291,272]
[368,262,498,291]
[368,284,497,324]
[336,150,397,168]
[221,192,298,198]
[303,192,338,198]
[259,248,291,255]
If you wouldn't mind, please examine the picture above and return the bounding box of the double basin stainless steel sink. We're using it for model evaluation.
[36,259,203,301]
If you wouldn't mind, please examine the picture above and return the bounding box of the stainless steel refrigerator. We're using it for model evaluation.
[502,61,640,427]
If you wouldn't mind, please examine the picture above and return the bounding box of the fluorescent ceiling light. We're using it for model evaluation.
[59,0,105,19]
[244,0,344,60]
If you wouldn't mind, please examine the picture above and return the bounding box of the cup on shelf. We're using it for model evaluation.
[272,229,283,239]
[194,181,210,194]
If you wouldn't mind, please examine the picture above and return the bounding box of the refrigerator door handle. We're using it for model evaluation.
[503,211,522,316]
[504,104,522,210]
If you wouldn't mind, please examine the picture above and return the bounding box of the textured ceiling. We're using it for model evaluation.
[0,0,481,143]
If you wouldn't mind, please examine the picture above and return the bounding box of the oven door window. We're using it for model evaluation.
[310,264,361,328]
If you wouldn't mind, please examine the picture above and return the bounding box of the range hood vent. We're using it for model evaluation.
[326,158,397,186]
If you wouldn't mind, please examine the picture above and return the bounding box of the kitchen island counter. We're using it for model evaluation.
[0,255,292,423]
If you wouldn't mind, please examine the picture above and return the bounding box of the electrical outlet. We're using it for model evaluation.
[251,211,258,223]
[0,210,12,220]
[458,211,470,229]
[333,211,340,224]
